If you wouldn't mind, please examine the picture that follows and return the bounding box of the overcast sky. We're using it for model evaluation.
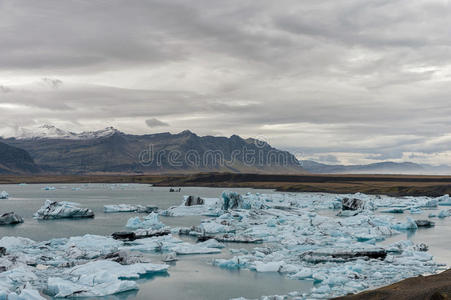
[1,0,451,165]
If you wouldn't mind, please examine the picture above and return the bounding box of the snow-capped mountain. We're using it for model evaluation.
[13,125,120,140]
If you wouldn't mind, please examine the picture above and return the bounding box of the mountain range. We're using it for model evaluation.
[0,125,304,174]
[301,160,451,175]
[0,141,40,174]
[0,125,450,175]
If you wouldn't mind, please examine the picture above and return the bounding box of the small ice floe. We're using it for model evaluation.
[336,197,376,217]
[0,234,177,298]
[160,196,222,217]
[0,191,9,199]
[437,194,451,206]
[415,220,435,228]
[126,212,165,229]
[381,207,406,213]
[0,212,24,225]
[42,186,56,191]
[410,207,423,214]
[34,200,94,219]
[391,217,418,230]
[162,252,178,262]
[112,228,171,241]
[438,209,451,218]
[46,260,168,298]
[104,204,158,213]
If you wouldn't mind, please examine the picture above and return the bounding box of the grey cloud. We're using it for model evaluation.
[146,118,170,128]
[318,155,339,164]
[0,85,11,93]
[1,0,451,165]
[41,78,63,89]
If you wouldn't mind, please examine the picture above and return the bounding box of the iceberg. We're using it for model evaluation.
[0,191,9,199]
[126,212,165,229]
[104,204,158,213]
[184,195,205,206]
[201,191,441,299]
[47,260,168,298]
[391,217,418,230]
[438,209,451,218]
[160,197,222,217]
[0,212,24,225]
[34,200,94,219]
[437,194,451,205]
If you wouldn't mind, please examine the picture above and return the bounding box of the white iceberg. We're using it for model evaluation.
[0,191,9,199]
[104,204,158,213]
[126,212,165,229]
[34,200,94,219]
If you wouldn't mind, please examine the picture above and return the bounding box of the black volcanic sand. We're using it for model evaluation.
[3,172,451,197]
[335,269,451,300]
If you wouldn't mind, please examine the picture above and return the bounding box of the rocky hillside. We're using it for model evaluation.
[0,141,40,174]
[1,127,305,174]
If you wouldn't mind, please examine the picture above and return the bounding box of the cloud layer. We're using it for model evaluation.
[1,0,451,165]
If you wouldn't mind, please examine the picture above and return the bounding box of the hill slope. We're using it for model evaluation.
[0,141,40,174]
[301,160,451,175]
[1,128,305,174]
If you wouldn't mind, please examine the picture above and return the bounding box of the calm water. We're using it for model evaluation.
[0,184,311,300]
[0,184,450,299]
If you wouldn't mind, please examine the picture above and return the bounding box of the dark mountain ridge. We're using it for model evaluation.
[302,160,451,175]
[0,141,40,174]
[1,128,305,174]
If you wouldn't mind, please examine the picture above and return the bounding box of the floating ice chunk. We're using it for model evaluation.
[391,217,418,230]
[10,287,45,300]
[42,186,56,191]
[172,243,222,255]
[222,191,243,210]
[160,197,221,216]
[47,276,137,298]
[221,191,266,210]
[183,195,205,206]
[381,207,405,213]
[34,200,94,219]
[0,282,45,300]
[214,256,250,269]
[415,220,435,228]
[291,268,313,279]
[69,260,169,279]
[422,199,438,207]
[0,236,35,251]
[66,235,122,255]
[0,212,24,225]
[199,220,233,234]
[438,209,451,218]
[0,191,9,199]
[48,260,168,297]
[197,239,225,249]
[162,252,177,262]
[409,207,422,214]
[254,261,284,272]
[104,204,158,213]
[126,212,165,229]
[437,194,451,205]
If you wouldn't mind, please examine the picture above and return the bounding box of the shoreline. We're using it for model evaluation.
[335,269,451,299]
[1,172,451,197]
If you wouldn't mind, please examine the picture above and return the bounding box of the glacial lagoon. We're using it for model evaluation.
[0,183,450,299]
